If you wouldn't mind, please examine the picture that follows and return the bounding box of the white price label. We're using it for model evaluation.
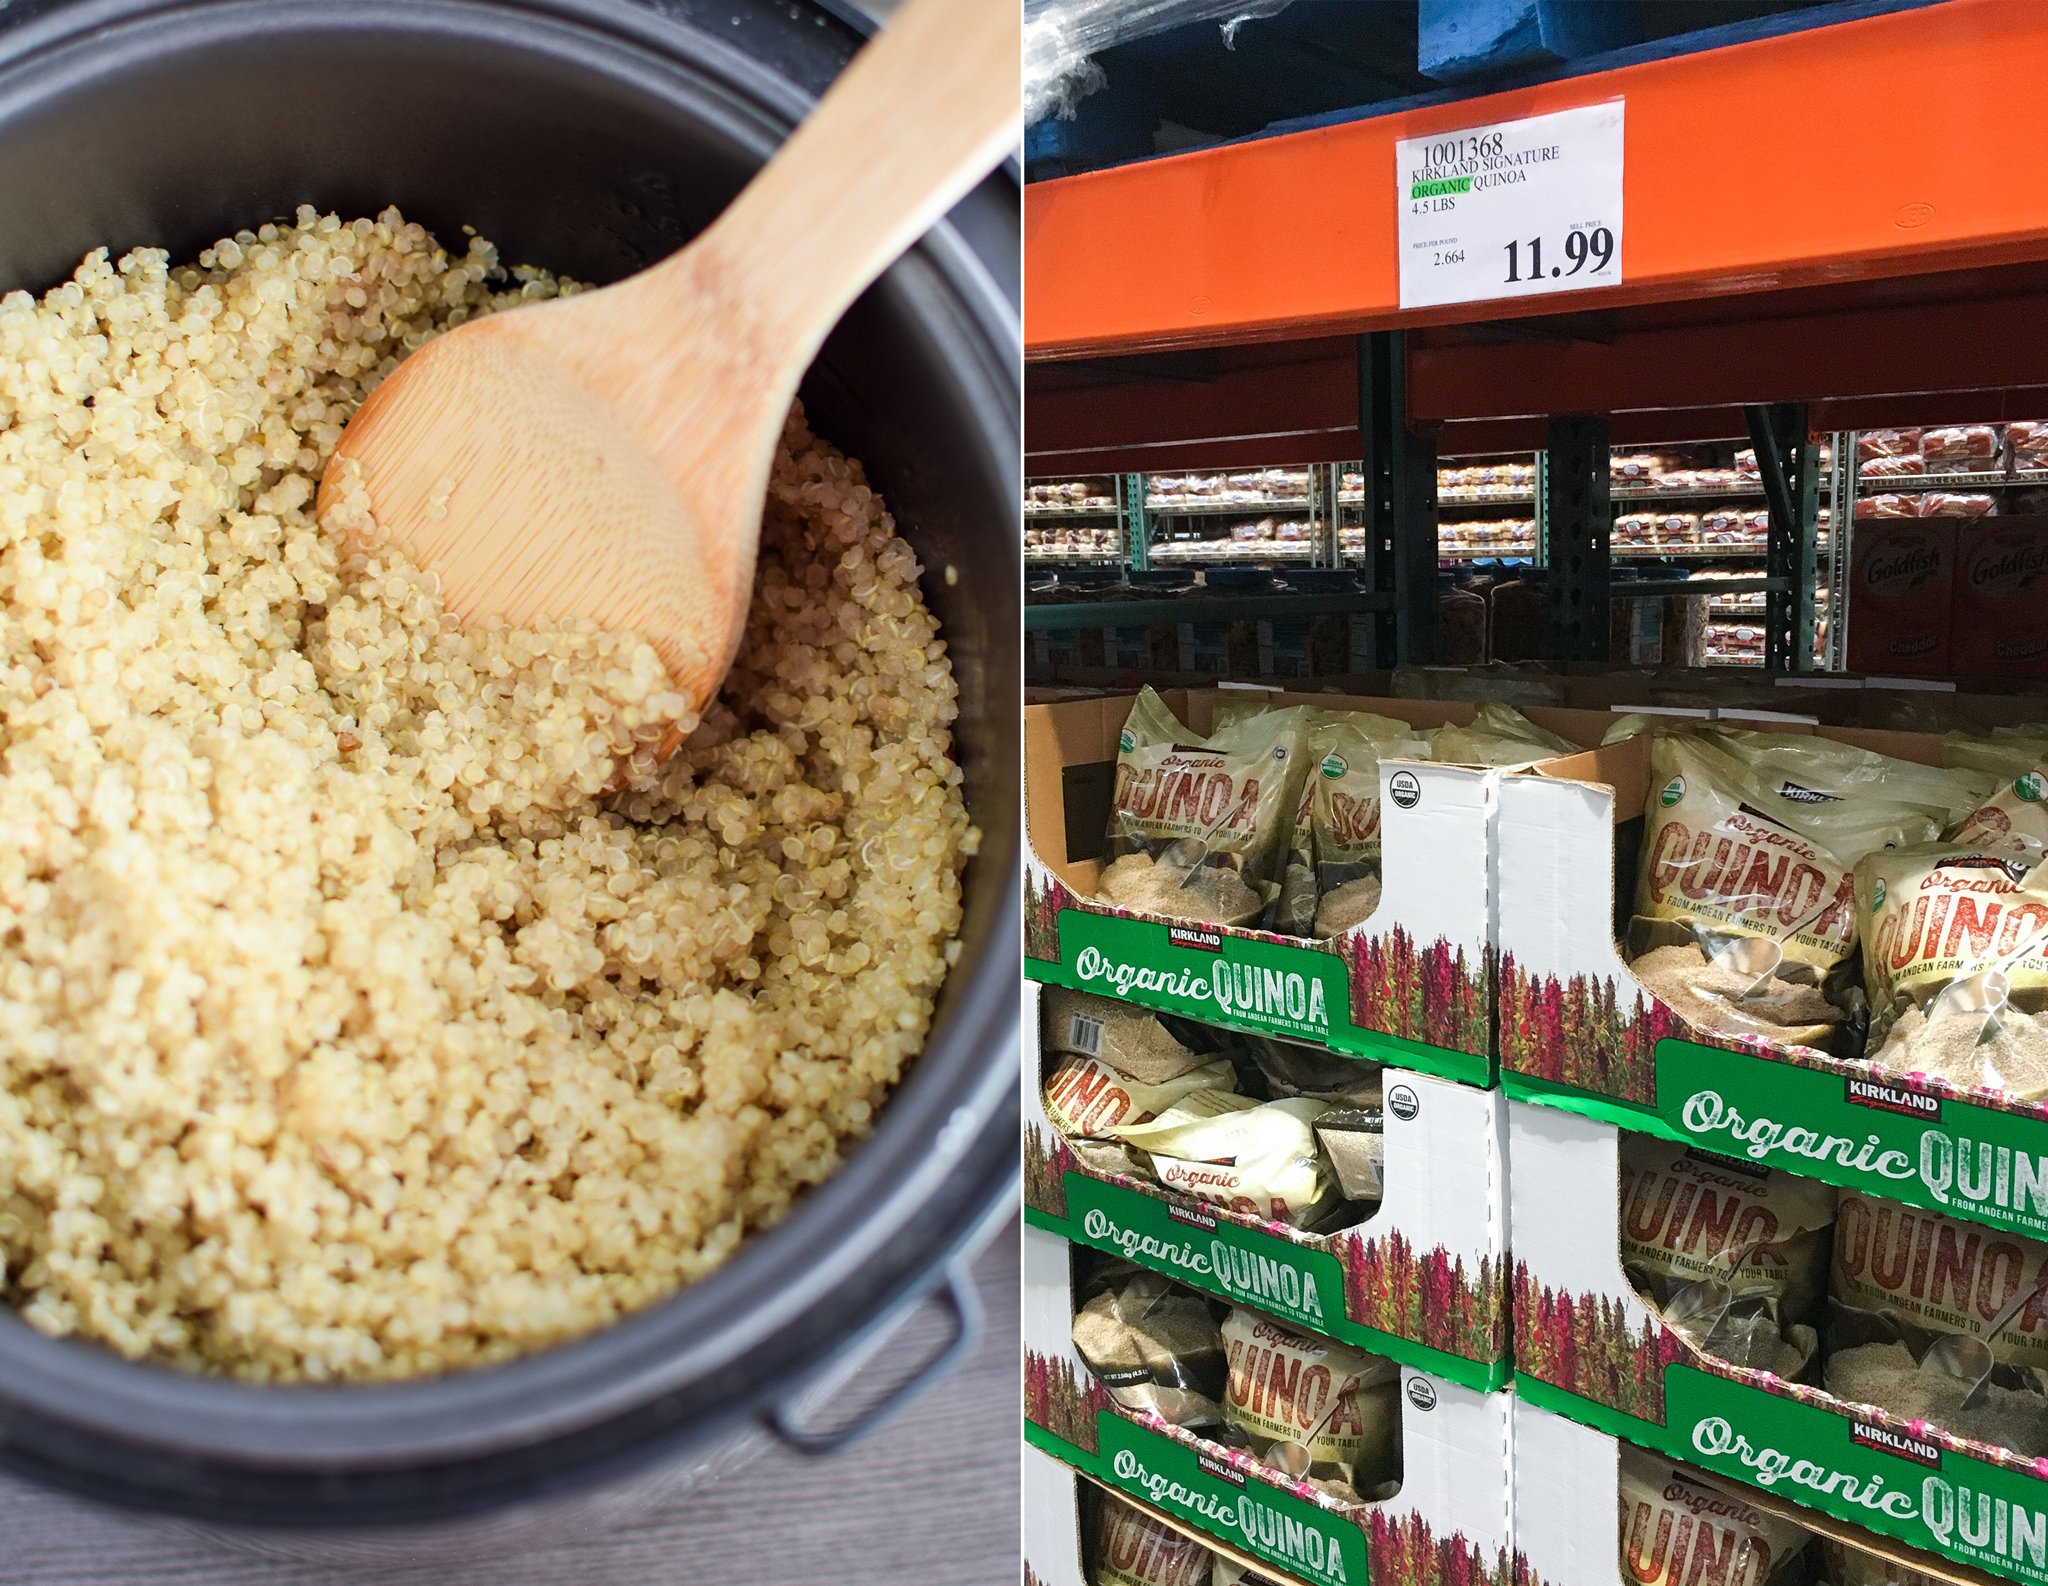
[1395,100,1624,310]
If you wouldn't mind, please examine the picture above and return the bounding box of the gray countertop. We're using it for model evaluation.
[1,1217,1019,1586]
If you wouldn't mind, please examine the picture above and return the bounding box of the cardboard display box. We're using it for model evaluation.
[1024,985,1510,1388]
[1493,721,2048,1246]
[1024,688,1613,1086]
[1025,1222,1514,1586]
[1846,521,1957,677]
[1026,1445,1289,1586]
[1510,1393,2006,1586]
[1508,1099,2048,1584]
[1951,518,2048,682]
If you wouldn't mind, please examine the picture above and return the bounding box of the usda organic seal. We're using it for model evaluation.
[1660,776,1685,807]
[1321,753,1347,780]
[1388,769,1421,809]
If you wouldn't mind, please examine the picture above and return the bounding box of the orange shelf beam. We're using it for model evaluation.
[1024,0,2048,361]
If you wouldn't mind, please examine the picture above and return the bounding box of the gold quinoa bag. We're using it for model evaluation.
[1273,710,1431,939]
[1819,1538,1952,1586]
[1943,727,2048,779]
[1211,1563,1288,1586]
[1040,988,1240,1141]
[1949,757,2048,864]
[1094,1494,1216,1586]
[1113,1092,1338,1229]
[1855,842,2048,1099]
[1620,1135,1835,1378]
[1429,700,1576,768]
[1220,1307,1400,1498]
[1073,1265,1229,1430]
[1707,727,1993,824]
[1043,1053,1240,1141]
[1618,1450,1812,1586]
[1827,1193,2048,1458]
[1637,735,1938,977]
[1099,688,1309,927]
[1246,1038,1385,1204]
[1041,989,1231,1085]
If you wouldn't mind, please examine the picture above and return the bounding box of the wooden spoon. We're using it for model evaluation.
[318,0,1019,718]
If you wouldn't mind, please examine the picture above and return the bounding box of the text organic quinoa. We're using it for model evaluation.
[0,210,973,1380]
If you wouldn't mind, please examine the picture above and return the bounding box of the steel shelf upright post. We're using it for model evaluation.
[1544,415,1612,662]
[1745,402,1819,672]
[1359,331,1437,665]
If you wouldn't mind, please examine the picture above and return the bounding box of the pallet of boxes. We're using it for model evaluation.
[1022,684,1545,1586]
[1494,701,2048,1585]
[1020,679,2048,1585]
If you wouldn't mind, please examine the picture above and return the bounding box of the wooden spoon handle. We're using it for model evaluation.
[658,0,1020,375]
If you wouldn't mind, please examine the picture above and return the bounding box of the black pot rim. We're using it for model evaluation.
[0,0,1021,1490]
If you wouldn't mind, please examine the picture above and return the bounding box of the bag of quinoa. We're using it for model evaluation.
[1854,842,2048,1100]
[1281,711,1431,939]
[1113,1092,1339,1229]
[1211,1563,1289,1586]
[1630,734,1938,1047]
[1943,727,2048,779]
[1429,700,1577,768]
[1040,987,1240,1143]
[1093,1493,1217,1586]
[1826,1192,2048,1458]
[1044,1051,1240,1143]
[1220,1307,1400,1500]
[1707,727,1994,825]
[1818,1538,1956,1586]
[1244,1038,1385,1204]
[1619,1135,1835,1378]
[1098,689,1309,927]
[1072,1265,1229,1430]
[1948,756,2048,864]
[1042,989,1230,1084]
[1617,1449,1813,1586]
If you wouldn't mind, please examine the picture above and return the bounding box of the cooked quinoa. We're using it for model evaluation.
[0,207,973,1380]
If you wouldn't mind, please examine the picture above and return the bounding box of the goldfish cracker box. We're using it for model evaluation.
[1846,521,1955,677]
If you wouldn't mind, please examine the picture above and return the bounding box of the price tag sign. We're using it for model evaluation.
[1395,100,1624,310]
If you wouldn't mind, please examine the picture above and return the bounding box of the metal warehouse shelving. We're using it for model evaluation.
[1026,0,2048,673]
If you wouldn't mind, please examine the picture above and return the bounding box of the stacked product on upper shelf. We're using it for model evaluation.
[1437,459,1535,501]
[1854,423,2048,520]
[1147,469,1318,564]
[1028,476,1124,563]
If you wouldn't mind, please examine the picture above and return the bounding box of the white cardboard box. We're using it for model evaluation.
[1025,1221,1512,1586]
[1023,689,1511,1085]
[1025,983,1510,1388]
[1511,1391,2006,1586]
[1507,1098,2048,1584]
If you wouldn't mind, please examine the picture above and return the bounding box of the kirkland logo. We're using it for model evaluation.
[1168,926,1224,952]
[1198,1452,1246,1487]
[1169,1202,1218,1231]
[1852,1420,1943,1468]
[1846,1077,1943,1121]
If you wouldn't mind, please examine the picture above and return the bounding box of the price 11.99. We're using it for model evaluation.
[1502,227,1614,285]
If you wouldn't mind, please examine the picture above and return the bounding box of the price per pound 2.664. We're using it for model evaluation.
[1502,226,1614,284]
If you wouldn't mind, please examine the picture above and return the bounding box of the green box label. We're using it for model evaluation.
[1655,1041,2048,1239]
[1036,1173,1505,1390]
[1053,909,1345,1042]
[1030,909,1487,1085]
[1096,1414,1368,1586]
[1663,1366,2048,1583]
[1063,1172,1347,1329]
